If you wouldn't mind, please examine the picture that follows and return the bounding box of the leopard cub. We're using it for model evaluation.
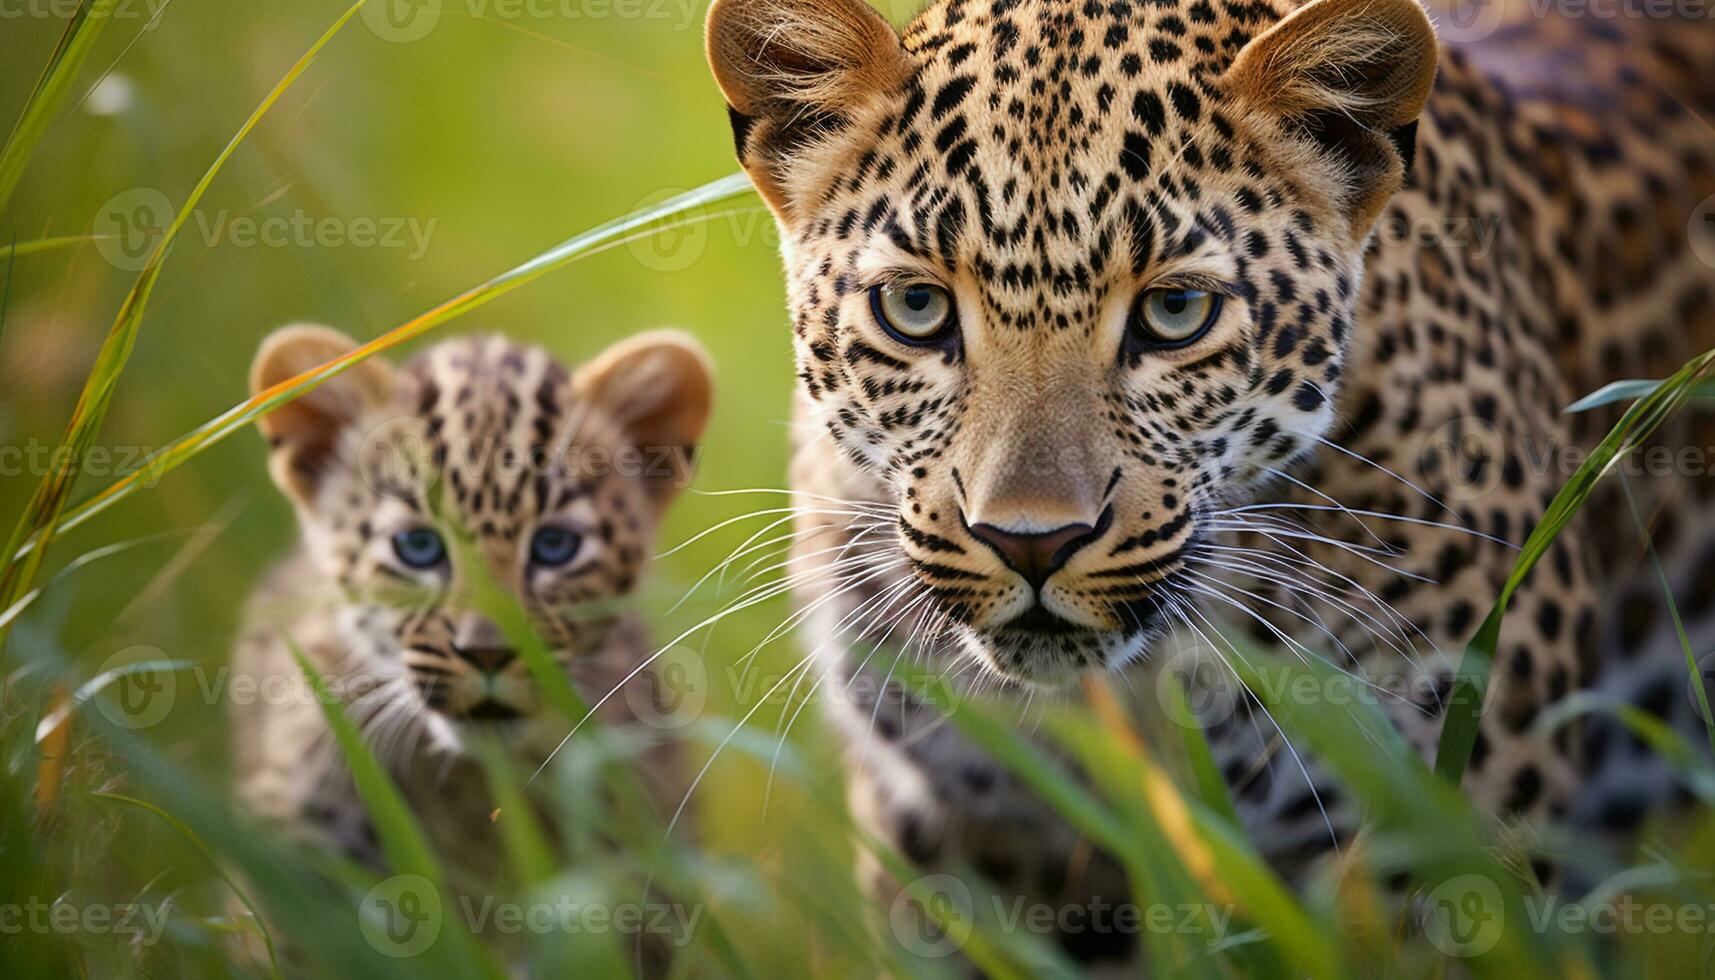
[230,325,712,877]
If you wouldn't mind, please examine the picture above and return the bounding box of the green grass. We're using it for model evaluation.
[3,4,1715,978]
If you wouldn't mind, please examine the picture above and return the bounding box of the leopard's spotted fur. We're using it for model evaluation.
[706,0,1715,964]
[231,327,711,880]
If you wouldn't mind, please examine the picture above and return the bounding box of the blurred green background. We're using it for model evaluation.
[1,2,874,974]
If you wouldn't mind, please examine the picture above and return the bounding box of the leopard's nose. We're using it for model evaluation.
[452,615,516,675]
[454,645,517,676]
[965,509,1108,590]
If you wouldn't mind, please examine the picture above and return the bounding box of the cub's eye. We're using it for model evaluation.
[870,281,955,344]
[529,526,582,567]
[391,528,447,569]
[1131,288,1222,348]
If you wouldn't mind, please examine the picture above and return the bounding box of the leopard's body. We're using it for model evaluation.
[231,328,712,885]
[705,0,1715,964]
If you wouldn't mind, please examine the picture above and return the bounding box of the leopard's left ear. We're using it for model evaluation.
[574,330,714,506]
[250,324,395,506]
[1224,0,1438,239]
[706,0,909,222]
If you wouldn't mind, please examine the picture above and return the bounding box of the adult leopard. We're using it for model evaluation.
[703,0,1715,965]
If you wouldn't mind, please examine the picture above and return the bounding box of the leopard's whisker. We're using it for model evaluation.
[1214,501,1516,550]
[1307,432,1460,523]
[1260,464,1392,550]
[1197,530,1443,660]
[731,519,894,588]
[669,511,889,613]
[1204,519,1438,583]
[730,556,911,675]
[1181,576,1415,706]
[1184,556,1418,663]
[762,576,929,816]
[656,504,890,560]
[1164,593,1343,856]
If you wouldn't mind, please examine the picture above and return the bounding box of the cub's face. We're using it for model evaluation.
[707,0,1436,683]
[252,328,711,742]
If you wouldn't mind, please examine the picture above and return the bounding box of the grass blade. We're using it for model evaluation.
[1435,348,1715,784]
[1619,478,1715,759]
[287,638,497,979]
[92,790,284,978]
[0,1,368,652]
[0,233,113,261]
[0,0,116,212]
[1564,378,1715,414]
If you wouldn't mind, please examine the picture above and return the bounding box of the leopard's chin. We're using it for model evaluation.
[956,620,1153,688]
[420,709,561,760]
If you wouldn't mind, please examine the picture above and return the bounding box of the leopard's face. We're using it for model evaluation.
[709,0,1437,684]
[252,328,711,744]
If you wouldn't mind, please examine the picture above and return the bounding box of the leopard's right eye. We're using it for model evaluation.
[391,528,447,569]
[870,281,955,345]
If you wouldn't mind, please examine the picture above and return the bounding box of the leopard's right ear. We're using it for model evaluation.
[249,325,394,506]
[705,0,907,221]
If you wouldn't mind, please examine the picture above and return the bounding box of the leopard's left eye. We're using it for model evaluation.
[1131,288,1222,348]
[392,528,447,569]
[870,281,955,344]
[529,526,582,567]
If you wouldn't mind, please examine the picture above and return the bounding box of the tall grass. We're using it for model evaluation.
[0,0,370,649]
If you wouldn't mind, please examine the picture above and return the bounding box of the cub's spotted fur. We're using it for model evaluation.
[706,0,1715,964]
[232,327,711,879]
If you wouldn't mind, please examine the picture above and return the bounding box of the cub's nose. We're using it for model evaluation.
[451,615,516,675]
[454,645,517,676]
[965,511,1107,590]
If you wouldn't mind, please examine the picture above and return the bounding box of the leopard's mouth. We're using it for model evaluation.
[460,698,524,722]
[961,604,1164,687]
[997,603,1086,636]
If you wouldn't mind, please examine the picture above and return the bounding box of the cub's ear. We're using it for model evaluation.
[1223,0,1437,239]
[250,324,395,506]
[574,330,714,506]
[705,0,908,220]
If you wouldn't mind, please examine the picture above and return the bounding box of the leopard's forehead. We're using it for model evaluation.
[901,0,1285,81]
[387,335,617,538]
[796,0,1305,329]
